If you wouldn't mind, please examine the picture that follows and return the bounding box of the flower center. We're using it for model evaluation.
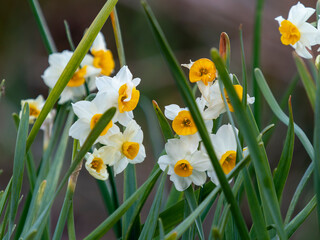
[219,150,236,175]
[92,49,115,76]
[122,141,140,160]
[222,85,243,112]
[189,58,217,85]
[118,83,140,113]
[67,66,87,87]
[279,20,301,45]
[174,159,193,177]
[90,157,104,173]
[172,110,197,135]
[90,113,113,136]
[29,103,40,118]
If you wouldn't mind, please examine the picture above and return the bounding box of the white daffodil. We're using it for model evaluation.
[275,2,318,59]
[20,95,45,124]
[69,93,119,146]
[96,65,141,126]
[85,147,112,180]
[42,50,101,104]
[182,58,217,99]
[164,97,213,136]
[205,124,238,185]
[158,135,211,191]
[88,32,115,76]
[100,120,146,175]
[203,81,255,120]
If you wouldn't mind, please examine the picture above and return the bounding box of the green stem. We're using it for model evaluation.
[27,0,56,54]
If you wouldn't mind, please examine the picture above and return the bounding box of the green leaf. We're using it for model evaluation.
[110,6,126,67]
[141,1,249,238]
[165,184,221,239]
[0,79,5,100]
[184,186,204,240]
[285,195,317,238]
[26,0,118,151]
[212,50,286,239]
[139,168,168,240]
[158,218,165,240]
[252,0,265,129]
[6,104,29,239]
[293,53,316,110]
[165,186,184,209]
[152,100,174,140]
[273,97,295,201]
[20,107,116,239]
[84,168,162,239]
[27,0,56,54]
[122,165,139,238]
[313,65,320,227]
[67,203,76,240]
[0,178,12,217]
[254,68,314,160]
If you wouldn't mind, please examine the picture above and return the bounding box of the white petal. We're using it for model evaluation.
[72,101,96,120]
[181,60,194,69]
[91,32,107,51]
[96,76,114,92]
[130,144,146,164]
[275,16,284,25]
[189,170,207,186]
[170,174,192,191]
[132,78,141,87]
[116,65,133,84]
[164,104,181,120]
[288,2,315,25]
[158,155,174,172]
[69,120,90,146]
[189,151,211,172]
[113,157,129,176]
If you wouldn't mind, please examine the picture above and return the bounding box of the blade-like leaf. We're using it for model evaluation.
[0,178,12,217]
[141,1,249,238]
[139,168,168,240]
[84,168,162,239]
[285,195,316,238]
[255,68,314,160]
[7,104,29,239]
[152,100,174,140]
[184,186,204,240]
[212,50,286,239]
[26,0,118,151]
[293,53,316,110]
[273,97,295,201]
[20,107,116,239]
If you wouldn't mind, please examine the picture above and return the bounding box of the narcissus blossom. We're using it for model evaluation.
[205,124,238,185]
[158,135,211,191]
[182,58,217,98]
[275,2,318,59]
[87,32,115,76]
[85,147,111,180]
[100,120,146,175]
[69,93,119,146]
[20,95,45,124]
[96,65,141,126]
[203,81,255,120]
[164,98,213,136]
[42,50,101,104]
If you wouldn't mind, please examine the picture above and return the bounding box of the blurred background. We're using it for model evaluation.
[0,0,319,239]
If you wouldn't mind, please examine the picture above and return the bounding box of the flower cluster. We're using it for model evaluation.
[20,32,146,181]
[275,2,320,59]
[158,58,253,191]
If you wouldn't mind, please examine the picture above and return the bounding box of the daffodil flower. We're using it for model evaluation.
[69,93,119,146]
[88,32,115,76]
[85,147,112,180]
[42,50,101,104]
[182,58,217,98]
[96,65,141,126]
[158,135,211,191]
[203,81,255,120]
[100,120,146,175]
[164,97,213,136]
[275,2,318,59]
[204,124,238,185]
[20,95,45,124]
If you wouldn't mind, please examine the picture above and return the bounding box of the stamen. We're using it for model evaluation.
[174,159,193,177]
